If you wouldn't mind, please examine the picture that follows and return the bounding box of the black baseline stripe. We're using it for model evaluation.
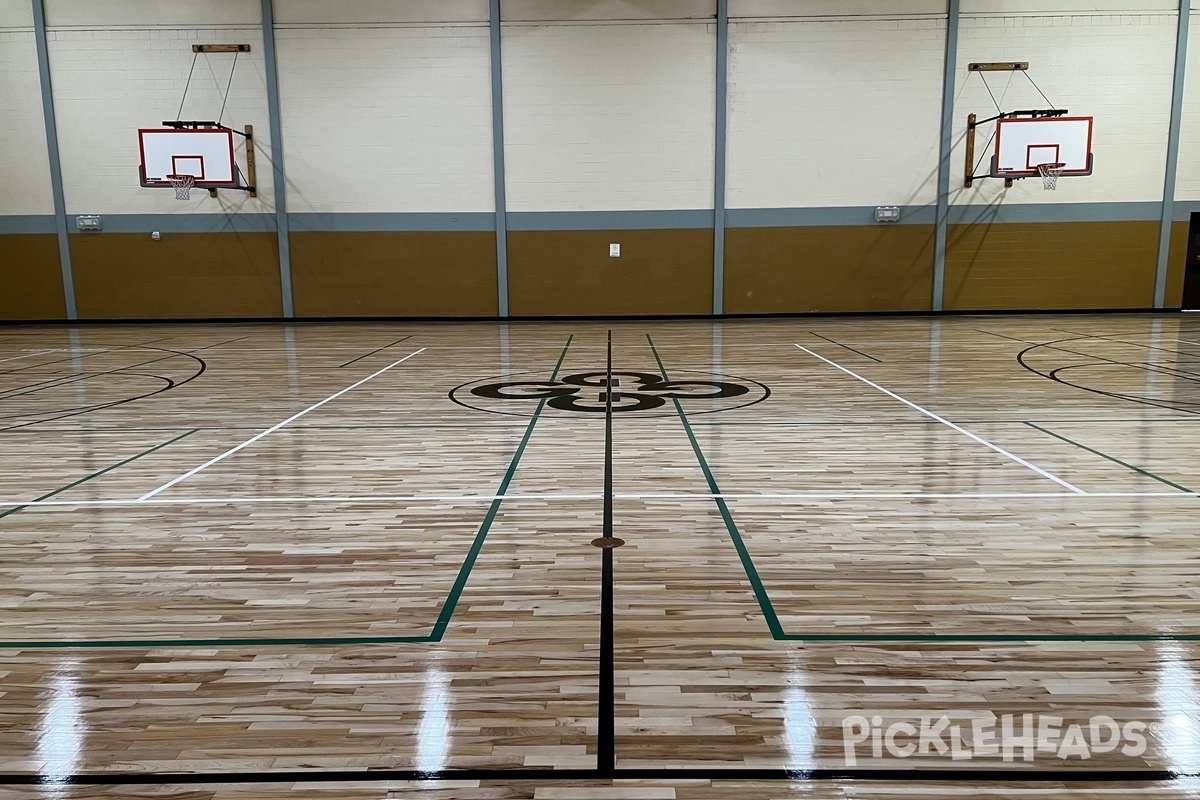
[1,766,1195,786]
[808,332,881,362]
[598,329,616,775]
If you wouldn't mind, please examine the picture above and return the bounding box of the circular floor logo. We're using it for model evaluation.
[449,370,770,417]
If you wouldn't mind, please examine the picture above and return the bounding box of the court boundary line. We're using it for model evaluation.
[138,348,426,500]
[1023,421,1194,493]
[9,490,1200,510]
[794,344,1087,494]
[0,338,573,650]
[649,336,1200,644]
[647,334,785,639]
[339,334,413,368]
[0,429,198,521]
[0,765,1195,786]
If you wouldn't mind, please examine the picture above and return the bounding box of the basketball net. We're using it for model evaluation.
[168,173,194,200]
[1037,163,1065,191]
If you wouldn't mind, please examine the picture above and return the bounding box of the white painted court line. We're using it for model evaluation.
[0,350,56,364]
[4,490,1199,511]
[137,348,426,501]
[794,344,1088,495]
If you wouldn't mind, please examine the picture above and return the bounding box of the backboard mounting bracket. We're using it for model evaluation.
[193,44,251,54]
[969,61,1029,72]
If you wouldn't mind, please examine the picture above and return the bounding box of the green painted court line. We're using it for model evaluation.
[645,340,1200,645]
[777,633,1200,642]
[1024,422,1194,493]
[0,429,199,521]
[0,634,432,649]
[0,337,574,651]
[646,335,786,639]
[428,334,573,641]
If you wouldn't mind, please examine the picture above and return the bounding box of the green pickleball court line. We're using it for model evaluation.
[648,335,1200,644]
[1,337,574,649]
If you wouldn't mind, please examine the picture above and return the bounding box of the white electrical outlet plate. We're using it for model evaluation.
[609,243,620,257]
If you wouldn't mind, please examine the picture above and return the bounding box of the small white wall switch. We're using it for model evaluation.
[609,243,620,257]
[151,231,161,241]
[76,215,102,232]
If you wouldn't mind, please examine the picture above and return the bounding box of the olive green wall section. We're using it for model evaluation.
[70,233,283,319]
[0,235,67,320]
[943,222,1160,311]
[724,225,935,313]
[290,232,498,317]
[507,229,713,316]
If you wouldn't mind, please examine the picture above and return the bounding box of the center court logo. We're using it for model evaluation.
[449,370,770,417]
[841,714,1154,765]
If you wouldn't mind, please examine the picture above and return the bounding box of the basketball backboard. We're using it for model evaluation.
[138,128,237,186]
[992,116,1094,179]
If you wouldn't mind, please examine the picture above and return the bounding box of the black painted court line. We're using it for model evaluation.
[339,334,414,368]
[1051,328,1200,358]
[0,339,229,404]
[808,331,881,362]
[0,347,208,433]
[0,335,179,376]
[597,330,617,775]
[2,766,1196,786]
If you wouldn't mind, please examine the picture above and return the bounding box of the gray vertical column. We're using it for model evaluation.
[712,0,729,316]
[260,0,294,318]
[1155,0,1191,308]
[31,0,77,320]
[490,0,510,317]
[932,0,960,312]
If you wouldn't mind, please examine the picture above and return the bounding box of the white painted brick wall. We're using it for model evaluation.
[1175,9,1200,201]
[275,0,488,25]
[47,26,274,215]
[951,13,1177,205]
[731,0,946,19]
[503,1,714,22]
[0,0,32,29]
[0,30,54,215]
[726,18,946,209]
[502,22,715,212]
[44,0,260,28]
[963,0,1177,14]
[276,26,494,214]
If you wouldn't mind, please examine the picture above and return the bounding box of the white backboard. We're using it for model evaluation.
[992,116,1093,178]
[138,128,237,186]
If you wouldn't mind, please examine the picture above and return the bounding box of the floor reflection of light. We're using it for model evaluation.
[1155,642,1200,774]
[37,659,83,787]
[782,668,815,769]
[414,666,451,774]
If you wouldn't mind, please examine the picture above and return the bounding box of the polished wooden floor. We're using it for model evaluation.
[1,315,1200,798]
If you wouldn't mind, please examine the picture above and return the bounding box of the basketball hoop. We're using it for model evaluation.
[1037,162,1065,191]
[167,173,195,200]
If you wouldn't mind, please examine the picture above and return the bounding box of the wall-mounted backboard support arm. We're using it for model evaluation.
[244,124,257,199]
[965,113,977,187]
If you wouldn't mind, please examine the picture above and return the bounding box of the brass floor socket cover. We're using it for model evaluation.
[591,537,625,549]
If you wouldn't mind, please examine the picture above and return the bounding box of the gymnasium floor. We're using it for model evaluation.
[1,314,1199,799]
